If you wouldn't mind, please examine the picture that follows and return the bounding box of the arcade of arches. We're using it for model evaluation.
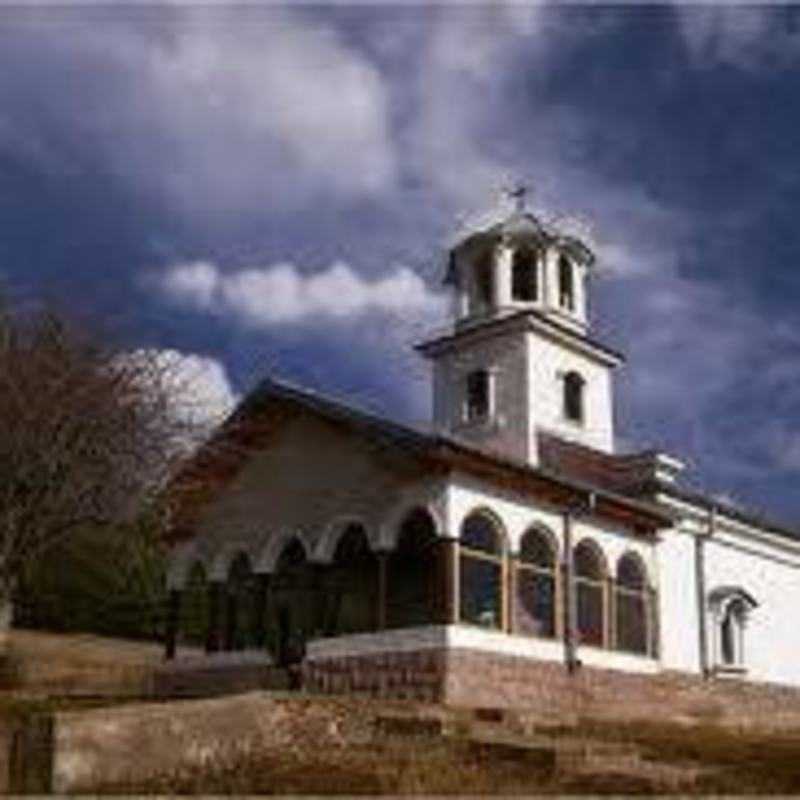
[166,509,658,665]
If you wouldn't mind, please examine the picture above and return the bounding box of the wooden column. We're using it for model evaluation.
[507,554,518,634]
[164,589,181,661]
[439,538,459,625]
[605,576,616,651]
[647,586,659,659]
[376,551,388,630]
[205,581,223,654]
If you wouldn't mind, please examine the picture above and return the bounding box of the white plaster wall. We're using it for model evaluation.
[446,472,653,571]
[432,328,532,463]
[655,526,702,674]
[526,331,615,453]
[703,528,800,686]
[185,412,429,575]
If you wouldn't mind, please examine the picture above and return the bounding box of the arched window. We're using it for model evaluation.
[460,511,505,629]
[708,587,757,670]
[512,246,538,302]
[465,369,490,422]
[181,561,209,648]
[329,523,377,635]
[564,371,585,424]
[473,251,494,313]
[558,254,574,310]
[387,508,439,628]
[574,540,606,648]
[516,526,557,638]
[615,553,649,655]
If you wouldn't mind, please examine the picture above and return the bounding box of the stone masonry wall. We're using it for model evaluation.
[304,647,800,730]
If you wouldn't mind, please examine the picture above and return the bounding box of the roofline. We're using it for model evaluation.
[253,376,671,530]
[415,309,625,367]
[654,481,800,543]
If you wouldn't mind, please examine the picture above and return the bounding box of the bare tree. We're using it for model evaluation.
[0,302,213,623]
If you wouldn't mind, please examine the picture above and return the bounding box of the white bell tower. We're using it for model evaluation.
[416,190,623,465]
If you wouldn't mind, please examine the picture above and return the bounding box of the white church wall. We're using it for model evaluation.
[655,525,702,674]
[703,523,800,687]
[432,328,532,463]
[188,412,427,573]
[526,332,614,454]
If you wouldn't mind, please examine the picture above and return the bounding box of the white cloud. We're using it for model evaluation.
[155,349,238,431]
[155,259,446,327]
[4,7,396,216]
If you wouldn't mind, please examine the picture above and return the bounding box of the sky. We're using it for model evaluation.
[2,3,800,522]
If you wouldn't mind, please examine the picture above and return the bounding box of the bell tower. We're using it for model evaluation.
[416,192,623,465]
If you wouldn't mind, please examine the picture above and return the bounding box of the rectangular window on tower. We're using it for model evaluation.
[465,369,490,422]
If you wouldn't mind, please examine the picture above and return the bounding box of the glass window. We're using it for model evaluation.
[559,254,574,310]
[564,371,584,424]
[466,369,490,422]
[460,512,504,629]
[512,247,538,302]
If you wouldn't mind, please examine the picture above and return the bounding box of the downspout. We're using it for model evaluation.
[563,491,596,674]
[696,503,715,678]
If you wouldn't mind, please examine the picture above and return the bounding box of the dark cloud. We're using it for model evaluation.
[1,5,799,519]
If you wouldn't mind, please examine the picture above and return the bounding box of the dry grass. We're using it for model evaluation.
[93,709,800,795]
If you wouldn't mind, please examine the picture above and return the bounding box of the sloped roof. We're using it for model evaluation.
[166,376,674,543]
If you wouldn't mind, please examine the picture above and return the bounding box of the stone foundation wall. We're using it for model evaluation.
[304,647,800,729]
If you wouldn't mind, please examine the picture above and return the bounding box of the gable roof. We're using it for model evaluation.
[166,376,674,543]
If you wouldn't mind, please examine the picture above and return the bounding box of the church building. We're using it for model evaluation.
[164,199,800,711]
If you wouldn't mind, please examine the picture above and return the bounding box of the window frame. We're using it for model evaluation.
[563,371,585,425]
[463,368,493,424]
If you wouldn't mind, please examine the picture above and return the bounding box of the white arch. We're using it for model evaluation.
[166,540,207,591]
[252,528,312,574]
[377,501,444,551]
[313,516,373,564]
[207,544,255,583]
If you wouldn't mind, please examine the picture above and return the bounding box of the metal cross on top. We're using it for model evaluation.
[505,181,531,212]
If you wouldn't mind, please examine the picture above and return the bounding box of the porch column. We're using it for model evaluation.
[164,589,181,661]
[439,537,459,625]
[376,551,389,630]
[507,553,518,634]
[253,573,271,649]
[205,580,223,654]
[561,510,578,672]
[224,584,238,651]
[605,576,616,650]
[647,586,659,659]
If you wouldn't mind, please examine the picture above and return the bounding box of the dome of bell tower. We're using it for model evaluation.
[445,194,595,334]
